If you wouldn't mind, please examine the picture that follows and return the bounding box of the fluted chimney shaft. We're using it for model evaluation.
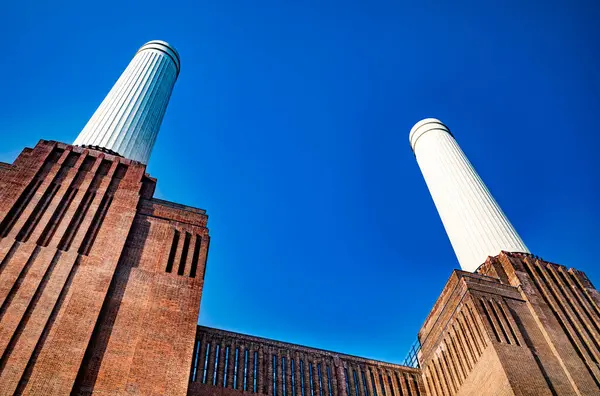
[74,40,180,164]
[410,118,529,272]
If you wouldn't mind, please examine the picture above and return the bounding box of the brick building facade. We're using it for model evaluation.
[1,139,599,395]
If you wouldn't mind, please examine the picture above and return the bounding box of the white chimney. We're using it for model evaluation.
[73,40,180,164]
[410,118,529,272]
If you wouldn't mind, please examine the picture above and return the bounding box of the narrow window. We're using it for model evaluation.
[203,343,211,383]
[244,349,249,391]
[344,368,350,396]
[361,371,369,396]
[387,376,395,396]
[412,375,421,396]
[378,374,386,396]
[234,348,239,389]
[495,300,521,346]
[254,351,259,393]
[291,359,296,396]
[165,229,180,273]
[353,370,360,396]
[300,360,306,396]
[213,344,220,385]
[488,300,511,344]
[273,355,278,396]
[192,340,201,381]
[190,234,202,277]
[224,346,230,387]
[178,231,191,275]
[317,364,324,396]
[282,357,287,396]
[309,363,315,396]
[327,366,333,396]
[369,370,378,396]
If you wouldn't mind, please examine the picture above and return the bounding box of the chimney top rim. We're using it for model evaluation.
[138,40,181,74]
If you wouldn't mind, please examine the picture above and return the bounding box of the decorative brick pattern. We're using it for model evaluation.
[418,251,600,395]
[0,141,209,395]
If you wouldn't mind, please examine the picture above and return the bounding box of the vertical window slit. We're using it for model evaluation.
[178,232,191,275]
[327,366,333,396]
[344,368,350,396]
[378,374,386,396]
[165,229,180,273]
[487,300,511,344]
[254,351,259,393]
[387,375,395,396]
[317,364,324,396]
[213,344,220,385]
[369,370,378,396]
[361,371,369,396]
[192,340,201,382]
[479,300,501,342]
[393,374,404,396]
[411,375,421,396]
[282,357,287,396]
[190,234,201,278]
[495,300,520,346]
[202,238,210,280]
[244,349,249,391]
[291,359,296,396]
[273,355,278,396]
[203,343,211,383]
[353,370,360,396]
[224,346,230,387]
[234,348,239,389]
[300,360,306,396]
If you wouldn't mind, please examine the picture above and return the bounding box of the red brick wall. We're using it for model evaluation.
[418,252,600,395]
[0,141,209,395]
[188,326,423,396]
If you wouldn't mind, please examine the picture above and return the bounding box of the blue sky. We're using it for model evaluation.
[1,1,599,364]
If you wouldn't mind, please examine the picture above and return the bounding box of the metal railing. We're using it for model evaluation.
[402,340,421,368]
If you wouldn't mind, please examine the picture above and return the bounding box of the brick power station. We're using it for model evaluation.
[0,41,599,396]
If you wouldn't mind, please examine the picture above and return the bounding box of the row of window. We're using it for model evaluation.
[191,339,420,396]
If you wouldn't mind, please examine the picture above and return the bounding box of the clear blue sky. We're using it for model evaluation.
[1,0,599,364]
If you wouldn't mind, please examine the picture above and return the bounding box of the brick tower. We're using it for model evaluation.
[0,41,210,395]
[410,119,600,395]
